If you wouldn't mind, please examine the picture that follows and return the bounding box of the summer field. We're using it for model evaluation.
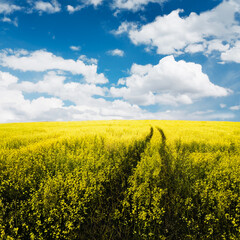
[0,120,240,239]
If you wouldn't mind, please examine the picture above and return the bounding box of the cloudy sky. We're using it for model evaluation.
[0,0,239,122]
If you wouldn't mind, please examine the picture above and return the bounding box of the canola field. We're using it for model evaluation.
[0,120,240,239]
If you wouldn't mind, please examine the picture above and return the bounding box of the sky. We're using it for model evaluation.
[0,0,240,123]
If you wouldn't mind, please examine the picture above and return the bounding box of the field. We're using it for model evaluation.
[0,120,240,239]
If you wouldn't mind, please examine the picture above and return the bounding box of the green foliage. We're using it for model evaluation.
[0,121,239,239]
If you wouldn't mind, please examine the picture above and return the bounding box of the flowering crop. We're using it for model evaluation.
[0,120,239,239]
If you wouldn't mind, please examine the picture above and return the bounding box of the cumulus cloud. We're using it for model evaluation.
[107,49,125,57]
[0,2,21,15]
[0,48,234,122]
[112,0,167,12]
[70,99,145,120]
[207,40,230,54]
[110,55,231,106]
[0,70,18,87]
[0,49,108,84]
[0,53,148,122]
[78,55,98,64]
[34,0,61,14]
[185,44,205,54]
[0,68,234,122]
[22,97,63,119]
[0,69,148,122]
[19,71,107,105]
[0,70,63,122]
[112,21,138,35]
[114,0,240,57]
[221,41,240,63]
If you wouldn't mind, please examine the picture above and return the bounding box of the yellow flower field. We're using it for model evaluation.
[0,120,239,239]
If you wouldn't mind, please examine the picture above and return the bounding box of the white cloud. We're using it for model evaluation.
[207,40,230,54]
[0,70,18,87]
[0,46,235,122]
[0,3,21,15]
[0,69,148,122]
[0,70,64,122]
[0,49,108,84]
[110,55,231,106]
[67,5,83,14]
[112,0,167,12]
[19,71,107,105]
[220,103,226,108]
[185,44,205,54]
[230,105,240,110]
[107,49,125,57]
[22,97,63,119]
[71,99,145,120]
[34,0,61,14]
[66,0,103,13]
[113,21,137,35]
[146,110,235,121]
[70,45,81,51]
[0,17,18,27]
[115,0,240,57]
[221,41,240,63]
[1,16,18,27]
[85,0,103,7]
[78,55,98,64]
[189,111,235,121]
[0,69,234,122]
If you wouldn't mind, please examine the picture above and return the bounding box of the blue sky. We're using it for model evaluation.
[0,0,239,122]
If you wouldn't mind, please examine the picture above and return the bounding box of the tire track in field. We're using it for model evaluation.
[84,127,154,240]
